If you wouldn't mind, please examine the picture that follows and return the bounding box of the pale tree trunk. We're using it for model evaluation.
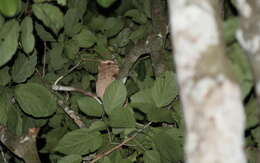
[236,1,260,161]
[167,1,246,163]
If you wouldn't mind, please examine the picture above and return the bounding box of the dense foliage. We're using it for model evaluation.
[0,0,258,163]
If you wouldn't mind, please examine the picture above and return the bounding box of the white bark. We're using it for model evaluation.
[167,1,246,163]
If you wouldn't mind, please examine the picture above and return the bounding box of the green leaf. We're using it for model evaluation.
[125,9,147,24]
[77,96,103,117]
[103,17,124,37]
[110,28,131,48]
[0,66,11,86]
[245,97,259,129]
[109,107,136,128]
[147,108,174,123]
[15,83,57,117]
[64,40,80,59]
[73,28,96,48]
[226,43,253,98]
[7,106,23,136]
[103,80,127,115]
[88,15,106,32]
[152,71,178,107]
[0,88,12,125]
[129,24,150,43]
[143,0,151,18]
[0,19,19,67]
[131,89,175,123]
[96,0,117,8]
[41,128,67,153]
[11,52,37,83]
[58,155,82,163]
[35,22,55,41]
[224,17,239,44]
[64,8,82,36]
[55,128,103,155]
[32,3,64,34]
[153,131,183,163]
[21,16,35,54]
[144,150,161,163]
[89,120,107,132]
[49,43,69,71]
[67,0,87,18]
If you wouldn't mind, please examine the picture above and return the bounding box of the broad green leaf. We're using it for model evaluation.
[88,15,106,32]
[224,17,239,44]
[144,150,161,163]
[55,128,103,155]
[130,88,155,114]
[109,107,136,128]
[245,97,259,129]
[0,88,12,125]
[226,43,252,98]
[125,9,147,24]
[11,52,37,83]
[131,89,174,123]
[41,128,67,153]
[252,127,260,145]
[35,23,55,41]
[73,28,96,48]
[0,19,19,67]
[58,155,82,163]
[153,131,183,163]
[0,66,10,86]
[21,16,35,54]
[32,3,64,34]
[94,34,110,56]
[15,83,57,117]
[129,25,150,43]
[49,43,69,71]
[64,8,82,36]
[81,53,99,73]
[77,96,103,117]
[67,0,87,18]
[110,28,130,48]
[143,0,151,18]
[89,120,107,132]
[152,71,178,107]
[7,106,23,136]
[103,17,124,37]
[103,80,127,115]
[64,40,79,59]
[147,108,174,123]
[96,0,117,8]
[22,115,47,133]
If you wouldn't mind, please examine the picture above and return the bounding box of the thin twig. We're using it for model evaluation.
[89,122,152,163]
[58,100,86,128]
[52,63,101,103]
